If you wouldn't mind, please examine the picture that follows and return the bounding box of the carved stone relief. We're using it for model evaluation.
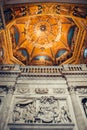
[0,86,8,95]
[53,88,67,94]
[16,88,48,94]
[35,88,48,94]
[15,87,68,95]
[12,98,36,123]
[12,96,72,124]
[76,88,87,94]
[17,88,30,94]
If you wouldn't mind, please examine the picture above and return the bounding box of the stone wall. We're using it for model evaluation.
[0,64,87,130]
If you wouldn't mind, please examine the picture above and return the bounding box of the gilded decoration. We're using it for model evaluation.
[25,15,61,49]
[9,12,78,65]
[0,3,87,65]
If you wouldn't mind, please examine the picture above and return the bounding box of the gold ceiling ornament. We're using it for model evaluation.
[25,15,61,49]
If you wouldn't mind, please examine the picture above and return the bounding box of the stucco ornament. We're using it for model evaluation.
[25,15,61,49]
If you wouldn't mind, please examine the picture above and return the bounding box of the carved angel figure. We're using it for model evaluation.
[12,98,36,123]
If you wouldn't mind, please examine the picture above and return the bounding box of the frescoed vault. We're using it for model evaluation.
[0,3,87,65]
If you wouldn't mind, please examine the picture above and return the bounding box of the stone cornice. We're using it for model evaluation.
[0,64,87,77]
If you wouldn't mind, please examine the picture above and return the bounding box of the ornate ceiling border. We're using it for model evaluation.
[3,0,87,5]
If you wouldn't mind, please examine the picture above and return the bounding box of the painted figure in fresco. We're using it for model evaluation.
[4,8,13,23]
[11,7,28,19]
[56,5,70,14]
[73,6,87,18]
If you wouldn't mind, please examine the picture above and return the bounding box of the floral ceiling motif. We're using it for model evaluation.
[25,15,61,49]
[10,15,76,65]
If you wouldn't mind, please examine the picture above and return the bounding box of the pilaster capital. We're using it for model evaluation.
[68,86,76,94]
[7,86,15,94]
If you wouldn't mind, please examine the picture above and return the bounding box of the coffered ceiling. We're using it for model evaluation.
[0,2,87,66]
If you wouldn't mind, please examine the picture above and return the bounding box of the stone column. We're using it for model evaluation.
[68,86,87,130]
[0,86,14,130]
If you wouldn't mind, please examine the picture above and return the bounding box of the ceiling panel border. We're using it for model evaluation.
[3,0,87,5]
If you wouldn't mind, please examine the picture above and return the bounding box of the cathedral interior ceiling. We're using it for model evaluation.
[0,2,87,66]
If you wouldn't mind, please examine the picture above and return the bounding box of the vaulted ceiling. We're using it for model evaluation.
[0,1,87,66]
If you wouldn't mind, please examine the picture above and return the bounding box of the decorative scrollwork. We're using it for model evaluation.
[53,88,67,94]
[35,88,48,94]
[17,88,30,94]
[76,88,87,94]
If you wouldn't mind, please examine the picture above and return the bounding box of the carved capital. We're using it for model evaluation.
[7,86,15,94]
[68,86,76,94]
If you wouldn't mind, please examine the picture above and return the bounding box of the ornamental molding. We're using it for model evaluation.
[4,0,87,5]
[35,88,48,94]
[17,88,30,94]
[15,87,68,95]
[53,88,67,94]
[76,88,87,94]
[25,15,61,49]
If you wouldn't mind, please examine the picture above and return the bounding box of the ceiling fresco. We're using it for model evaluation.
[0,3,87,66]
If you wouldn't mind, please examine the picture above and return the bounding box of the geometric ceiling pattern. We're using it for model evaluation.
[0,3,87,66]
